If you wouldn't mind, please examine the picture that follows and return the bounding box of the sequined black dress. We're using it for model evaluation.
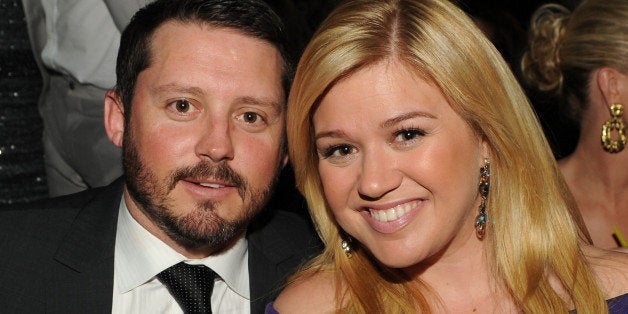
[0,0,48,205]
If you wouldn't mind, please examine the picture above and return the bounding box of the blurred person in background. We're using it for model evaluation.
[522,0,628,249]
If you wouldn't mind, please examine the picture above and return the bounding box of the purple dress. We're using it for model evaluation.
[607,293,628,314]
[266,293,628,313]
[265,302,280,314]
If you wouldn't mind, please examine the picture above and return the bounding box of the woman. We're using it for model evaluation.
[272,0,628,312]
[522,0,628,249]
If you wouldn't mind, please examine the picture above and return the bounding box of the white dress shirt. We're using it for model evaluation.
[38,0,120,89]
[111,198,251,313]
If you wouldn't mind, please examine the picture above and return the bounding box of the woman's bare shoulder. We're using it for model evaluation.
[583,245,628,298]
[273,270,338,313]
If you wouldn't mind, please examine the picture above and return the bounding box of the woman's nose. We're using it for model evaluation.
[357,149,402,200]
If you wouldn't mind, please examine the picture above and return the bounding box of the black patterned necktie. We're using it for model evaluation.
[157,262,217,314]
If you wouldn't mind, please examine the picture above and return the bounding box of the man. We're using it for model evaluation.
[0,0,320,313]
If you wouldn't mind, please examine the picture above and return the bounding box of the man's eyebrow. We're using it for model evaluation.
[236,96,284,113]
[152,85,283,112]
[153,84,204,97]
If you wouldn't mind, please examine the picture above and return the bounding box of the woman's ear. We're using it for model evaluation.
[479,139,490,167]
[596,67,621,105]
[104,89,125,148]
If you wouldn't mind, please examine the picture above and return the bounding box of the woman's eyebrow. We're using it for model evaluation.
[380,111,436,128]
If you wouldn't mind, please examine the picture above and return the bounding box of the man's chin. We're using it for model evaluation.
[163,212,250,253]
[174,227,247,255]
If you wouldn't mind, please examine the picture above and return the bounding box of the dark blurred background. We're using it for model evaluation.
[0,0,581,206]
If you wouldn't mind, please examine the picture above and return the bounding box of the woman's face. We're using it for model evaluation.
[313,60,487,270]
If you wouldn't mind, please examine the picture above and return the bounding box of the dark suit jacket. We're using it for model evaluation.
[0,178,321,313]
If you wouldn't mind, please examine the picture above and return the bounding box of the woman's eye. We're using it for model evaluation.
[323,145,355,158]
[394,129,425,142]
[173,99,192,113]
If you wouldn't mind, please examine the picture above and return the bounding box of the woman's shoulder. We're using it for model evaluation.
[273,270,338,313]
[583,245,628,299]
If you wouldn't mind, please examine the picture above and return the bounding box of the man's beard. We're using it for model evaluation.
[122,131,281,252]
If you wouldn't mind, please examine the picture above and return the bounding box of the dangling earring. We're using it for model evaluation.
[341,235,352,257]
[601,103,626,153]
[475,158,490,239]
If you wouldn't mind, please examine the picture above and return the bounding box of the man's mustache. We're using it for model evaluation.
[168,162,247,200]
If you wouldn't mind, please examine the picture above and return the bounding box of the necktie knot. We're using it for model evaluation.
[157,262,216,314]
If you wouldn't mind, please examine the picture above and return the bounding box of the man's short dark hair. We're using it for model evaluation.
[114,0,293,119]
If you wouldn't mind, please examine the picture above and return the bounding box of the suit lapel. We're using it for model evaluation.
[248,223,287,314]
[249,226,282,313]
[50,179,123,312]
[247,210,322,314]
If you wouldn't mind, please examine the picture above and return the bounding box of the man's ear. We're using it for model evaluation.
[281,154,289,169]
[104,89,125,148]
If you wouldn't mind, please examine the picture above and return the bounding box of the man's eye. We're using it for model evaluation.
[174,99,191,113]
[243,112,260,123]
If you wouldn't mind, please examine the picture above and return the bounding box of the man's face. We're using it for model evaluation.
[120,22,285,255]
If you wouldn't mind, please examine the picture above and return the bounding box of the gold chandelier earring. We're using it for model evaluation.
[601,103,626,153]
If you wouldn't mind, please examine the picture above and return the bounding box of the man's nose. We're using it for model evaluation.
[195,119,235,162]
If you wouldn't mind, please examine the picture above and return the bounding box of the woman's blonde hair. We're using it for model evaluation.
[287,0,605,312]
[522,0,628,123]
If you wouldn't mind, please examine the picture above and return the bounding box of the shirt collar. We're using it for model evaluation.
[114,197,250,299]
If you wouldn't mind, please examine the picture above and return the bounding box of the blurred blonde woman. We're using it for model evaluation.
[270,0,628,312]
[522,0,628,249]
